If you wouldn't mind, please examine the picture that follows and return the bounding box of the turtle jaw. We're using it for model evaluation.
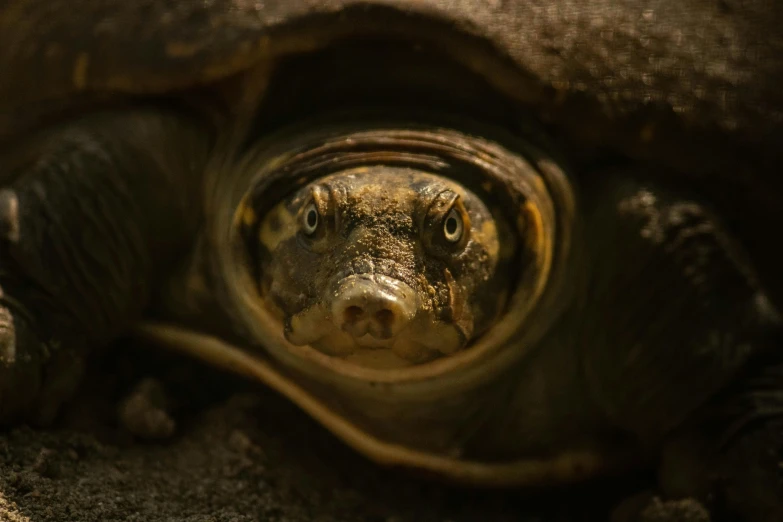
[330,274,417,341]
[285,318,469,369]
[283,273,470,368]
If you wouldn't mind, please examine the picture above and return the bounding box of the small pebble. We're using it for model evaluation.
[118,378,176,440]
[613,493,711,522]
[32,448,59,478]
[640,497,711,522]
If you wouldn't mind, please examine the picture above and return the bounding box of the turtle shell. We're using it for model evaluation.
[1,0,782,303]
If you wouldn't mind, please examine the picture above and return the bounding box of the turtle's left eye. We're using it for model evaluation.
[302,202,320,235]
[443,208,464,243]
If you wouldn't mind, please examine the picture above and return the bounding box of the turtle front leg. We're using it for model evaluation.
[577,170,783,521]
[654,352,783,522]
[0,108,210,425]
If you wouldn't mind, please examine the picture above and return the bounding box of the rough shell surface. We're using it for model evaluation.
[1,0,781,304]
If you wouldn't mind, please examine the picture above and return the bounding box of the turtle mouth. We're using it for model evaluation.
[284,274,469,369]
[291,322,467,369]
[348,334,395,349]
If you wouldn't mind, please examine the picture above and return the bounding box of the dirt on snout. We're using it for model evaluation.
[0,338,703,522]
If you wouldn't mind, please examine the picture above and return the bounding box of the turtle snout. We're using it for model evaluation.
[331,275,417,341]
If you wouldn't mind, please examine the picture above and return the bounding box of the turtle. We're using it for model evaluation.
[1,1,783,521]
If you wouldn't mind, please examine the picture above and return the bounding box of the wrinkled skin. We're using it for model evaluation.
[255,168,512,368]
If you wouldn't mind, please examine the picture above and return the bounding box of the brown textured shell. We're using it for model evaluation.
[0,0,779,153]
[1,0,782,302]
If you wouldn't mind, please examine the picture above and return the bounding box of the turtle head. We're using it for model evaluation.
[254,167,512,369]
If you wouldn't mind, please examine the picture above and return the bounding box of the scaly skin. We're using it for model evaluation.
[0,107,212,424]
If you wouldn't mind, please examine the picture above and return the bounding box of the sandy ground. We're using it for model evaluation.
[0,338,708,522]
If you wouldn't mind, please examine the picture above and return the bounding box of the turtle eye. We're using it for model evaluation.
[422,191,470,256]
[443,207,464,243]
[302,202,320,235]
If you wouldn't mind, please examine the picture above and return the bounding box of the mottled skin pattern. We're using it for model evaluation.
[0,1,782,522]
[255,168,511,368]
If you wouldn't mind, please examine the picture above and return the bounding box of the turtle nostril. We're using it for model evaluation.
[374,308,395,330]
[343,305,364,325]
[331,275,417,340]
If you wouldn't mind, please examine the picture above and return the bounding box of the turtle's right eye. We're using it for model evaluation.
[442,207,464,243]
[302,202,320,235]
